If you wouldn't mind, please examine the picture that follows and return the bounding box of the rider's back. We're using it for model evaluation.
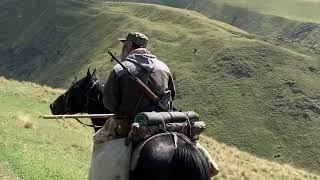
[103,48,175,118]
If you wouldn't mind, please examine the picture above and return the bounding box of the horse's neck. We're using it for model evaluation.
[88,82,110,114]
[96,82,105,108]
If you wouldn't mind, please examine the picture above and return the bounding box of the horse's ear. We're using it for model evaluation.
[71,81,75,86]
[72,76,77,85]
[86,68,92,79]
[92,68,97,78]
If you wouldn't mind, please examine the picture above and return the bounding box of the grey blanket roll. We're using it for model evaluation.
[134,111,199,125]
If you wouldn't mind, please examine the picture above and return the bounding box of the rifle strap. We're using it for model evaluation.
[130,65,155,121]
[109,51,168,112]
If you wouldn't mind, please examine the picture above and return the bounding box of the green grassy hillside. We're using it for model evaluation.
[209,0,320,23]
[0,77,92,179]
[118,0,320,55]
[193,0,320,55]
[143,0,320,23]
[1,77,320,179]
[1,0,320,173]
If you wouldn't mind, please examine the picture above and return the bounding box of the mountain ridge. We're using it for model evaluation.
[113,0,320,56]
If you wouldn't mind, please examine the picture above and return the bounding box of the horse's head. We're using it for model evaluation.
[50,69,99,115]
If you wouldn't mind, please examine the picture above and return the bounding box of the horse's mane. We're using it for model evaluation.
[172,142,210,180]
[132,133,210,180]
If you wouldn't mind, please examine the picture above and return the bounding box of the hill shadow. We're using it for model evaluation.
[0,0,110,88]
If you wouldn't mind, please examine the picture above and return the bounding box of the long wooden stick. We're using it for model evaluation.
[40,114,115,119]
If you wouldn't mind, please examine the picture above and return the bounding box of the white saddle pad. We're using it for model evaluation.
[88,138,132,180]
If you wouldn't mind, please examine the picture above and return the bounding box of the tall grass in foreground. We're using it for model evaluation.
[200,136,320,180]
[0,77,319,179]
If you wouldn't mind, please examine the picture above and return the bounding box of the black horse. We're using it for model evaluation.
[50,69,210,180]
[131,133,210,180]
[50,69,110,132]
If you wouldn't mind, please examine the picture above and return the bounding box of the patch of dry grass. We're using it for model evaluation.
[0,76,7,83]
[24,81,65,95]
[23,121,35,129]
[200,136,320,179]
[14,114,37,130]
[0,172,19,180]
[0,76,65,95]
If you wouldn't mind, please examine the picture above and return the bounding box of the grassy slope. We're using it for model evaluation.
[0,77,92,179]
[1,0,320,172]
[1,77,320,179]
[119,0,320,56]
[114,0,320,23]
[214,0,320,23]
[194,0,320,53]
[0,0,247,87]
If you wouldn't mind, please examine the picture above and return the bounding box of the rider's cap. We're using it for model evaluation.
[119,32,149,48]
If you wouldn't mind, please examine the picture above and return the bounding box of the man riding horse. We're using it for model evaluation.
[89,32,218,180]
[94,32,175,143]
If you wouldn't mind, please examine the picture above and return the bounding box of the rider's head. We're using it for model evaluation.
[119,32,149,61]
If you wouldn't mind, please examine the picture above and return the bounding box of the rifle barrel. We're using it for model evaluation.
[40,114,115,119]
[108,51,136,79]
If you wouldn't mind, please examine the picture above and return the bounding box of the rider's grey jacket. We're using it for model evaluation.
[102,48,175,119]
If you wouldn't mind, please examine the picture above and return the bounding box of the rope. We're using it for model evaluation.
[73,118,103,129]
[185,112,192,138]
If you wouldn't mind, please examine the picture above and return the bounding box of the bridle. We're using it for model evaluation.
[84,79,100,111]
[63,91,71,114]
[63,79,99,114]
[62,79,104,129]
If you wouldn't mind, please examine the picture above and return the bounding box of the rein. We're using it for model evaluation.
[73,117,103,129]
